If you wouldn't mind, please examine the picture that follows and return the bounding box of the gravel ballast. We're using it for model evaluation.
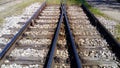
[0,3,41,51]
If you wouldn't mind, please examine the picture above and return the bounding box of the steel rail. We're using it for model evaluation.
[81,4,120,59]
[44,4,64,68]
[0,2,46,59]
[62,4,82,68]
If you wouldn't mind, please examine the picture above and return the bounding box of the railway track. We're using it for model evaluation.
[0,1,120,68]
[0,2,61,68]
[67,5,119,68]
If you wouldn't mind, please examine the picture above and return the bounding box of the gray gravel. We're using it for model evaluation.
[10,48,47,58]
[97,16,119,38]
[0,3,41,48]
[19,39,51,45]
[68,6,119,68]
[1,5,60,68]
[0,3,43,68]
[1,64,42,68]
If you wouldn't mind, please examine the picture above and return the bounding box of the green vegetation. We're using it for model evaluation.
[116,24,120,42]
[0,0,62,25]
[67,0,104,16]
[66,0,120,42]
[8,0,43,15]
[0,0,119,42]
[67,0,81,5]
[80,0,120,42]
[0,0,44,25]
[46,0,60,4]
[0,17,4,24]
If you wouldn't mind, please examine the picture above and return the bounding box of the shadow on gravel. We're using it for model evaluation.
[64,21,78,68]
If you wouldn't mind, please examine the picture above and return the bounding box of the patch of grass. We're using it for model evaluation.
[67,0,81,5]
[0,0,44,25]
[0,0,62,25]
[85,4,103,15]
[0,17,4,25]
[82,0,105,16]
[89,7,105,16]
[115,24,120,42]
[2,0,44,15]
[46,0,60,4]
[66,0,104,16]
[82,0,120,42]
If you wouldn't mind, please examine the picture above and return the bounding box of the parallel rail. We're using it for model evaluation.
[62,4,82,68]
[45,4,83,68]
[0,1,120,68]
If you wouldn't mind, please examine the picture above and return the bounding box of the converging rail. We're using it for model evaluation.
[44,4,82,68]
[44,4,64,68]
[62,4,82,68]
[0,0,120,68]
